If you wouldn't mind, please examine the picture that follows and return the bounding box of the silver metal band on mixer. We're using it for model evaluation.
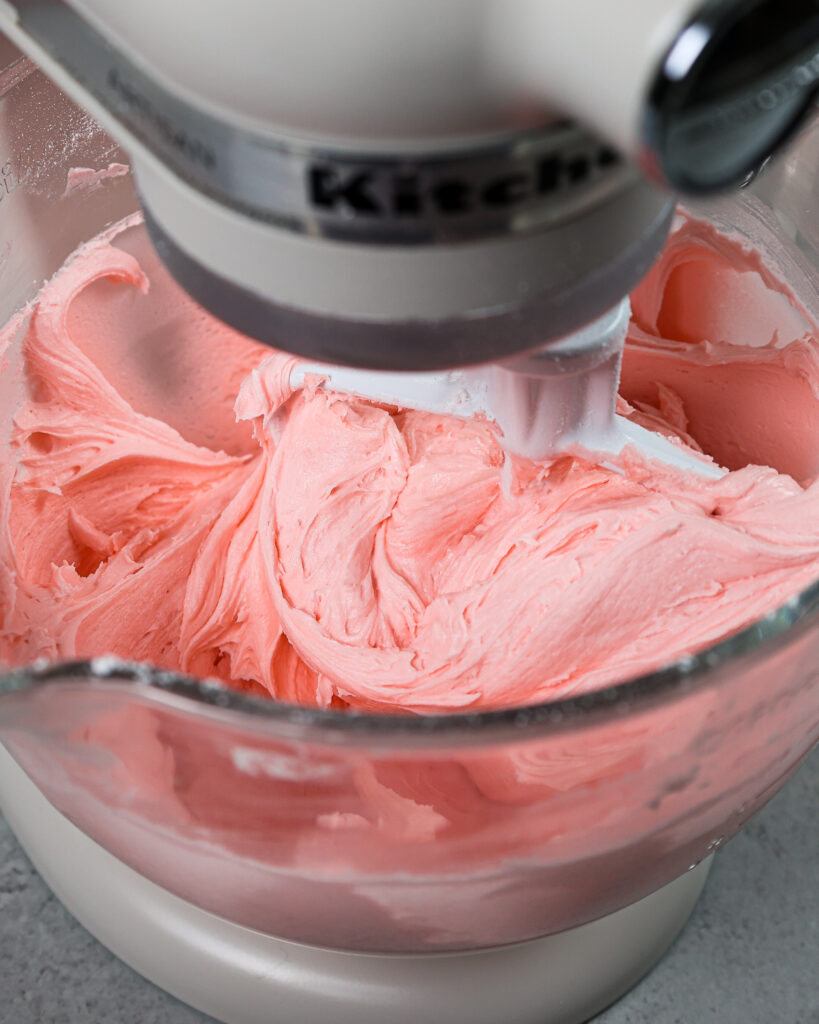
[3,0,635,245]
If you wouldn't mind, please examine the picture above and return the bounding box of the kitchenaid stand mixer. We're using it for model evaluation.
[3,0,819,454]
[0,3,818,1023]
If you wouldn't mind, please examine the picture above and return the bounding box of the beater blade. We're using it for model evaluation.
[290,299,723,478]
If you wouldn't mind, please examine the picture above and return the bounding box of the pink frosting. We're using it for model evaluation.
[61,163,130,199]
[2,212,819,712]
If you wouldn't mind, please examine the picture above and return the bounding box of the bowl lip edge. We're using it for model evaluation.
[3,573,818,747]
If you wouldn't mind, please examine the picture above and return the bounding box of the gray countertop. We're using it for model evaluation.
[0,751,816,1024]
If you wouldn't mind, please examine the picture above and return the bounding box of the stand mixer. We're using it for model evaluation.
[2,0,818,457]
[0,3,818,1024]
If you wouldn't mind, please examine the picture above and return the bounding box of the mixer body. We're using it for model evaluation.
[1,0,818,370]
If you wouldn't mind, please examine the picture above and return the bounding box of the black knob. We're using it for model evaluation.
[645,0,819,193]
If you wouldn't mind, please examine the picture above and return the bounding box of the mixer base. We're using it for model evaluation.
[0,743,712,1024]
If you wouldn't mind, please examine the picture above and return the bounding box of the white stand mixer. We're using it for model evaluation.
[3,0,818,457]
[0,3,817,1022]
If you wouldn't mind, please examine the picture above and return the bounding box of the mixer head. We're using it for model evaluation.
[1,0,818,375]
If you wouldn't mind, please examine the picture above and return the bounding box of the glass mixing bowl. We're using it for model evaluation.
[0,45,817,958]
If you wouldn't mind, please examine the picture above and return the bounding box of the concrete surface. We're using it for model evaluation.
[0,751,816,1024]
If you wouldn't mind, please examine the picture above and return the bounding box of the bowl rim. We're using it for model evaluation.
[3,575,818,746]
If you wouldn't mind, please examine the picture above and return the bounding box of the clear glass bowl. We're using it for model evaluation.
[0,48,817,955]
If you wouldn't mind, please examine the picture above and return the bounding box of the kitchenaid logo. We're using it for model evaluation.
[105,67,216,170]
[307,145,619,219]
